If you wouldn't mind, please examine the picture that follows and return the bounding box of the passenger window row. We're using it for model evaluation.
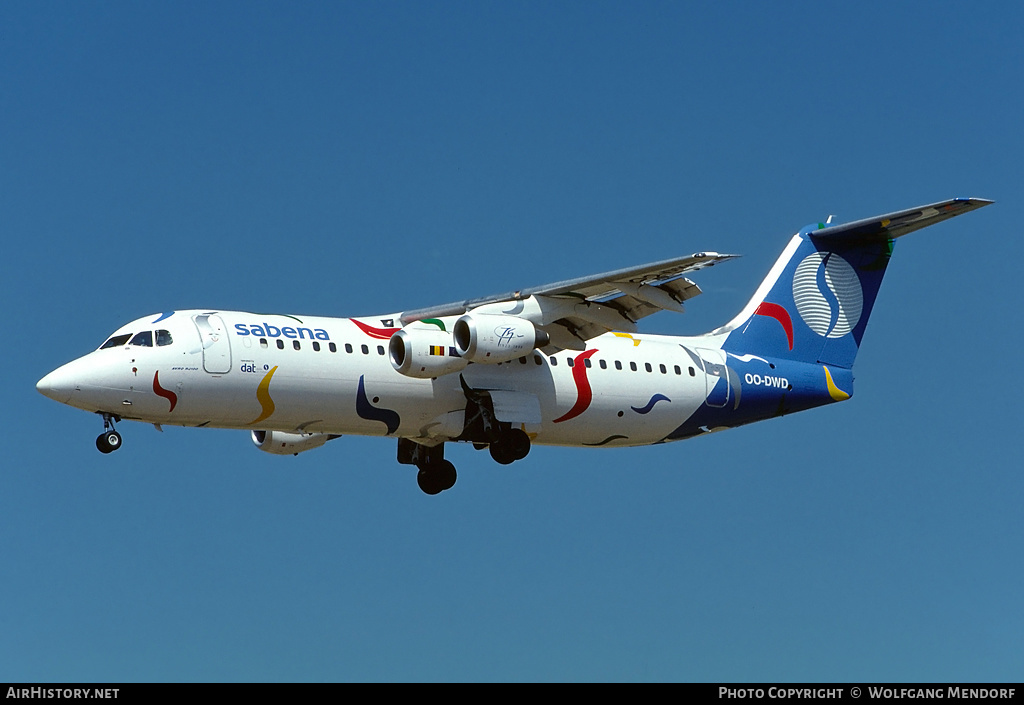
[256,339,389,357]
[514,354,696,376]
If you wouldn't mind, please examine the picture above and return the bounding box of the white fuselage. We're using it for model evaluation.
[38,310,726,448]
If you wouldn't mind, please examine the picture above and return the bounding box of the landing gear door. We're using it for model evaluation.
[194,314,232,374]
[696,348,730,408]
[488,390,542,425]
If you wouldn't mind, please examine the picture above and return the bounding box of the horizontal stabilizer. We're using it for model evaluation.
[811,197,993,242]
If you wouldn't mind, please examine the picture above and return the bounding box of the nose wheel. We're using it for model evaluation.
[95,413,123,454]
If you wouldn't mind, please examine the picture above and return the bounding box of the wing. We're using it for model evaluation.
[399,251,738,350]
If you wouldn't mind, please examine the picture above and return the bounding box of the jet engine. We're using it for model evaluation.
[453,314,549,364]
[389,327,469,378]
[251,430,339,456]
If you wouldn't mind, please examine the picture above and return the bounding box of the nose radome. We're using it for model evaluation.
[37,366,75,404]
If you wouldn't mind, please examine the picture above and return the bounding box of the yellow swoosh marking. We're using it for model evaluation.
[613,332,642,346]
[824,366,850,401]
[249,366,278,424]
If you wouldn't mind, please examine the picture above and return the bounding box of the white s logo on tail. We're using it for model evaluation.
[792,252,863,338]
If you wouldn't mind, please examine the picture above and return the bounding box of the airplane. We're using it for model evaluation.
[37,197,992,494]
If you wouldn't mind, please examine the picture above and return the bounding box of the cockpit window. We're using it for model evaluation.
[100,334,132,350]
[156,329,173,346]
[130,331,153,347]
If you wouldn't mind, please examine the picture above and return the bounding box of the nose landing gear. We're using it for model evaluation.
[95,413,123,454]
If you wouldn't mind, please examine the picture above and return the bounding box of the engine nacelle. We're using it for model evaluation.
[453,314,549,364]
[389,327,469,378]
[251,430,338,456]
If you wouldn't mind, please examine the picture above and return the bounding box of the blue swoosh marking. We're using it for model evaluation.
[355,375,400,434]
[631,393,671,414]
[583,434,630,446]
[152,312,175,323]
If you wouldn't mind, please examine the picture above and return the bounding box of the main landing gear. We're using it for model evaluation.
[398,439,457,495]
[398,379,535,495]
[417,459,457,496]
[486,427,531,465]
[460,377,532,466]
[95,413,122,454]
[399,431,532,495]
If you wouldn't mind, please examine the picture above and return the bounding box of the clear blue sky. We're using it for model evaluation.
[2,2,1020,682]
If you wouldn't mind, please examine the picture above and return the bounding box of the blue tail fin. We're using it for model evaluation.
[716,198,992,369]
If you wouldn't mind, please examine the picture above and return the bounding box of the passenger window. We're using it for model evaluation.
[660,364,666,374]
[130,331,153,347]
[277,340,284,350]
[630,362,637,372]
[534,355,543,365]
[584,358,592,368]
[313,342,321,352]
[614,360,622,370]
[550,357,557,366]
[567,357,574,368]
[100,333,132,350]
[293,340,301,350]
[361,344,369,355]
[689,367,695,376]
[674,365,681,375]
[260,338,268,348]
[156,330,173,346]
[599,359,607,369]
[377,345,385,356]
[330,343,337,353]
[345,343,353,353]
[645,362,652,372]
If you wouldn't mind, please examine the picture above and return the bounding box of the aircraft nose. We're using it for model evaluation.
[37,366,75,404]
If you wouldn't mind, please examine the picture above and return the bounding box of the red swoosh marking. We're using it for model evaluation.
[350,319,401,339]
[754,302,793,350]
[553,349,598,423]
[153,371,177,412]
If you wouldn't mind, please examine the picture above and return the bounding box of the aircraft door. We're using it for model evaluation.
[194,314,232,374]
[696,348,731,408]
